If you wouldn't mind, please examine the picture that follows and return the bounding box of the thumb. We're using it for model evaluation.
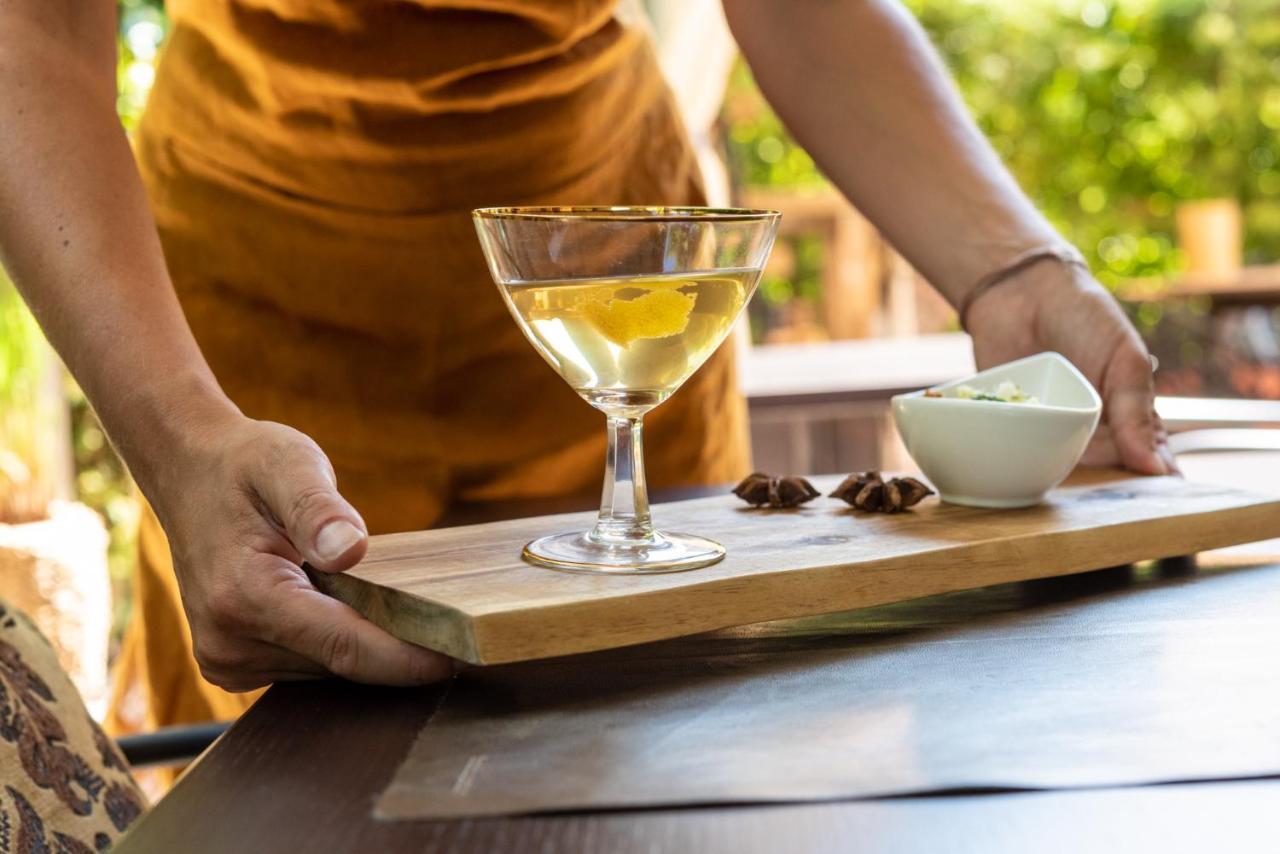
[255,437,368,572]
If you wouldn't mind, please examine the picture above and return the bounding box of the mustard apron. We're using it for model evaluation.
[107,0,751,737]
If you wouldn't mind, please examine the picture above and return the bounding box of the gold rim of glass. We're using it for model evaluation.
[473,205,781,222]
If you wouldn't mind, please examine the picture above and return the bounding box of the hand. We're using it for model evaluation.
[964,262,1177,476]
[143,413,455,692]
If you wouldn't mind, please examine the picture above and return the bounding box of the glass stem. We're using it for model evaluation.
[592,414,654,545]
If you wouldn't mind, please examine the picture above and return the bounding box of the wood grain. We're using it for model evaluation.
[310,471,1280,665]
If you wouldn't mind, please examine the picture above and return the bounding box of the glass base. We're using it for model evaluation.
[523,530,726,575]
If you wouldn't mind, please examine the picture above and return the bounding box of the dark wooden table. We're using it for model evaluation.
[115,460,1280,854]
[114,672,1280,854]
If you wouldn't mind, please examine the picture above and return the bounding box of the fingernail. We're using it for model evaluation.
[315,519,364,562]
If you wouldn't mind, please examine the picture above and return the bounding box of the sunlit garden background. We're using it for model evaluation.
[2,0,1278,705]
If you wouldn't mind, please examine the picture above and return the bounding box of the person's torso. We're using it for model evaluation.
[142,0,667,211]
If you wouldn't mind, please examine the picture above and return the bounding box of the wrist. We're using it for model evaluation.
[105,369,244,501]
[964,255,1101,349]
[957,245,1088,332]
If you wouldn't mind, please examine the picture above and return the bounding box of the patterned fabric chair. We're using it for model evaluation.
[0,598,146,852]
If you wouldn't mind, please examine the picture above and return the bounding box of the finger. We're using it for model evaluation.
[1152,412,1182,477]
[1106,390,1167,475]
[195,637,331,692]
[1080,422,1121,468]
[215,669,331,693]
[268,576,456,686]
[253,437,368,572]
[1099,344,1170,476]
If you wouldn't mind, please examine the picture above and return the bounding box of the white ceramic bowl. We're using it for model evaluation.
[891,352,1102,508]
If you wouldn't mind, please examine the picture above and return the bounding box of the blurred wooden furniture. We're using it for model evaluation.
[1169,430,1280,454]
[736,188,956,340]
[1158,396,1280,431]
[1174,198,1243,278]
[740,188,884,340]
[744,335,1280,475]
[1119,264,1280,304]
[743,334,973,474]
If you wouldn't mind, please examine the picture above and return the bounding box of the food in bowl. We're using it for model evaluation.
[892,353,1102,508]
[925,381,1039,404]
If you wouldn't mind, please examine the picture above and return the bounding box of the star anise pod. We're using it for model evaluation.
[829,471,934,513]
[732,472,821,508]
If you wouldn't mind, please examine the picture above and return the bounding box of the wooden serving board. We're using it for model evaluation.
[311,471,1280,666]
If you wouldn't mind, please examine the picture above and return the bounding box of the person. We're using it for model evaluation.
[0,0,1174,735]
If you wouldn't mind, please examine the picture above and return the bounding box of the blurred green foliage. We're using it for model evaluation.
[750,235,826,342]
[117,0,167,130]
[723,61,833,335]
[723,0,1280,291]
[0,281,51,523]
[723,59,827,193]
[66,385,139,644]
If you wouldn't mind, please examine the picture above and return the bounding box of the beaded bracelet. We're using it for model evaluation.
[958,245,1089,332]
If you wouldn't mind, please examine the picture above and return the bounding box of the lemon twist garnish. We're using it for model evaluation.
[580,287,695,347]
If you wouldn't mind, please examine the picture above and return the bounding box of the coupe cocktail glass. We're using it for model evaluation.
[474,206,779,574]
